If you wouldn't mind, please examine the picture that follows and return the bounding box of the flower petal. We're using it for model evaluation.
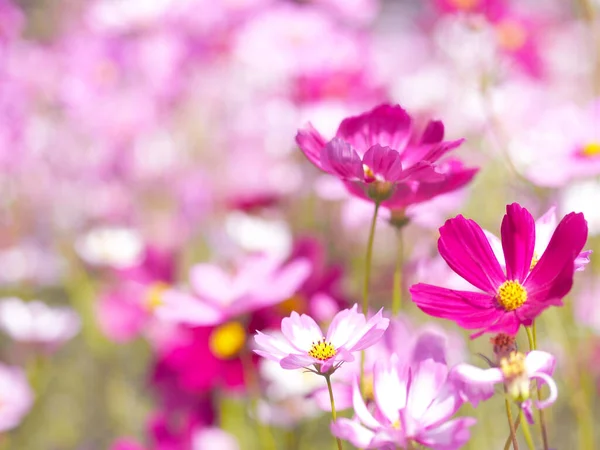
[280,353,316,370]
[189,264,234,305]
[416,417,477,450]
[525,351,556,376]
[281,312,323,353]
[253,331,297,362]
[361,145,404,182]
[326,304,365,349]
[406,358,448,420]
[320,138,363,180]
[296,123,328,169]
[351,376,381,429]
[418,382,463,430]
[343,308,390,352]
[448,364,502,407]
[155,290,224,326]
[331,418,377,449]
[437,215,506,293]
[530,372,558,410]
[373,354,407,424]
[313,383,353,412]
[501,203,536,283]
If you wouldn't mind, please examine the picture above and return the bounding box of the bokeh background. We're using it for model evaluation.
[1,0,600,449]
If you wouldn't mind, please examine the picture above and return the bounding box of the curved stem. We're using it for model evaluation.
[524,326,534,351]
[504,414,521,450]
[530,321,549,450]
[325,374,344,450]
[391,228,404,316]
[504,396,520,450]
[519,410,536,450]
[360,202,380,393]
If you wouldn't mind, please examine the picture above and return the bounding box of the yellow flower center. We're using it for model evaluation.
[308,338,337,361]
[581,142,600,157]
[500,351,530,402]
[496,20,527,51]
[209,322,246,359]
[145,282,170,312]
[497,280,527,311]
[449,0,480,10]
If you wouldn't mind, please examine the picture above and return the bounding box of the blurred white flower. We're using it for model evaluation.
[192,427,240,450]
[75,226,144,268]
[0,364,33,432]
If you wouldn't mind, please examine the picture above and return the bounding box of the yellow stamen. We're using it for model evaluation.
[209,322,246,359]
[363,164,375,180]
[308,338,337,361]
[145,282,170,312]
[497,280,527,311]
[581,142,600,157]
[500,351,530,402]
[496,20,527,51]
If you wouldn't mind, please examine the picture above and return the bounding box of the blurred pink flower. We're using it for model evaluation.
[254,305,389,373]
[110,438,145,450]
[484,206,591,273]
[0,363,33,432]
[192,427,240,450]
[296,104,476,207]
[450,350,556,423]
[410,203,588,337]
[433,0,506,19]
[156,254,311,326]
[0,298,80,351]
[331,331,475,449]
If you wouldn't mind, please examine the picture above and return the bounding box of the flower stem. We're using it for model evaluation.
[530,321,549,450]
[325,374,343,450]
[504,414,521,450]
[524,326,534,351]
[392,228,404,316]
[504,396,520,450]
[360,202,380,394]
[519,410,536,450]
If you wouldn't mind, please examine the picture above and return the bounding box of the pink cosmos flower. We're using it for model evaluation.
[484,206,591,273]
[410,203,588,337]
[296,104,476,207]
[156,254,311,326]
[331,331,475,449]
[254,304,389,373]
[0,363,33,432]
[450,350,557,423]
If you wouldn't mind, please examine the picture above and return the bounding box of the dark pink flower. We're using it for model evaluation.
[410,203,588,337]
[296,104,476,207]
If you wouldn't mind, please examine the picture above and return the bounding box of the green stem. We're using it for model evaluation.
[530,321,549,450]
[391,228,404,316]
[360,202,380,393]
[504,414,521,450]
[325,374,343,450]
[519,410,536,450]
[504,396,520,450]
[524,326,534,351]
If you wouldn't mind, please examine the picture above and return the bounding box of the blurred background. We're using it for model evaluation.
[1,0,600,449]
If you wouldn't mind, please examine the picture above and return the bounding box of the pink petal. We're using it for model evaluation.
[448,364,502,407]
[253,331,297,362]
[437,215,505,293]
[416,417,476,450]
[410,284,503,330]
[189,264,234,305]
[525,351,556,376]
[343,308,390,352]
[335,104,412,154]
[281,311,323,353]
[406,359,448,420]
[361,145,404,181]
[320,138,363,180]
[331,418,377,449]
[418,383,463,430]
[313,383,353,411]
[295,123,328,169]
[280,353,316,370]
[470,311,521,338]
[410,330,449,365]
[326,304,365,349]
[351,376,381,429]
[530,372,557,410]
[575,250,592,271]
[155,290,224,326]
[525,212,588,301]
[501,203,536,283]
[420,120,444,144]
[373,354,407,424]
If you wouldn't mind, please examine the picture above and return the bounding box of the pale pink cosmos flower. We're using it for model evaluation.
[450,350,557,424]
[0,298,81,351]
[0,363,33,432]
[331,331,475,449]
[484,206,591,272]
[254,305,389,373]
[156,254,311,326]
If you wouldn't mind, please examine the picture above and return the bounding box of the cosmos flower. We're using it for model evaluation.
[0,298,81,351]
[450,348,557,423]
[410,203,588,337]
[254,304,389,373]
[331,331,475,449]
[156,253,311,326]
[296,104,476,207]
[0,363,34,432]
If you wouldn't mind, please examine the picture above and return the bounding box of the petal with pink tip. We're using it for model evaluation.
[361,145,404,182]
[448,364,502,407]
[331,418,377,449]
[326,305,365,349]
[501,203,536,283]
[351,377,381,429]
[155,290,224,326]
[320,138,363,180]
[295,123,328,169]
[416,417,476,450]
[418,382,463,430]
[280,353,316,370]
[437,215,506,293]
[530,372,557,410]
[281,312,323,353]
[525,351,556,376]
[343,308,390,352]
[373,354,407,424]
[253,331,297,362]
[406,358,448,420]
[189,264,234,305]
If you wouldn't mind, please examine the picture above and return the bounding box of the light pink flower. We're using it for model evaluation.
[450,350,557,423]
[331,331,475,449]
[254,305,389,373]
[156,254,311,326]
[0,363,33,432]
[484,206,591,272]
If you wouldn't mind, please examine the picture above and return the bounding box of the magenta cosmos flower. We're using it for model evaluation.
[331,331,475,450]
[410,203,588,337]
[156,254,311,326]
[254,305,389,373]
[450,350,557,423]
[296,104,476,207]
